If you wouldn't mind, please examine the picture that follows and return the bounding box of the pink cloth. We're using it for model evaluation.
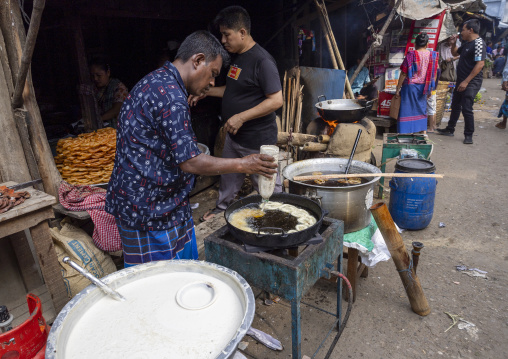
[408,51,431,84]
[58,181,121,252]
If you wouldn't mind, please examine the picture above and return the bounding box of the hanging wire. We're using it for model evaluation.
[360,0,374,29]
[17,0,31,25]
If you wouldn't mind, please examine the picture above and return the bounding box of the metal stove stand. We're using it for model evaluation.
[204,218,344,359]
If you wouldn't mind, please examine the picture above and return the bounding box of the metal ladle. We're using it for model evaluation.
[62,256,126,302]
[343,129,363,177]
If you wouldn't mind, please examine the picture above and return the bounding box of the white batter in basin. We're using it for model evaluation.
[46,260,255,359]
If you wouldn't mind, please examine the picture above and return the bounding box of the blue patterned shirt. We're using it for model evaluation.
[105,61,201,231]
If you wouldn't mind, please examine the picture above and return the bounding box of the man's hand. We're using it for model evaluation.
[502,81,508,91]
[446,58,452,63]
[239,154,278,178]
[188,93,207,107]
[224,114,245,135]
[457,80,469,92]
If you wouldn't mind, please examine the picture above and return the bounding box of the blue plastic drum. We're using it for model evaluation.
[388,159,436,230]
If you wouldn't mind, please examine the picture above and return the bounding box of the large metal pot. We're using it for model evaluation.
[282,158,381,233]
[315,96,373,123]
[225,192,324,248]
[46,260,255,359]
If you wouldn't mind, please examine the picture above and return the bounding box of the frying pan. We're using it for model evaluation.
[224,193,324,248]
[315,95,374,123]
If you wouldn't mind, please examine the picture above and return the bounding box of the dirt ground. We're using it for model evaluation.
[190,77,508,359]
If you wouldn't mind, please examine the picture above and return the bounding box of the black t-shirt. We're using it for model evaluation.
[222,44,282,149]
[456,37,486,85]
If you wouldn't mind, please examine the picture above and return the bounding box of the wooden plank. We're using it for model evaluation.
[29,220,68,313]
[9,231,43,291]
[0,182,56,223]
[0,207,54,241]
[53,203,90,220]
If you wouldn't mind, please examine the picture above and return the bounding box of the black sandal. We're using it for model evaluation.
[199,208,224,222]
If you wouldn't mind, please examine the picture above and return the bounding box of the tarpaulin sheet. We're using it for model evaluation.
[396,0,486,20]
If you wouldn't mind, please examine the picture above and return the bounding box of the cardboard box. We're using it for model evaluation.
[384,67,401,92]
[378,91,395,118]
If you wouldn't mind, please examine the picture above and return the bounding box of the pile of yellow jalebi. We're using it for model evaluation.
[54,127,116,185]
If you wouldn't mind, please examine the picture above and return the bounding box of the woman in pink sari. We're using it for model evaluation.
[394,33,439,133]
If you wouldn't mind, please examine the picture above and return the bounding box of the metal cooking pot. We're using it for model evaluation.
[46,260,255,359]
[282,158,381,233]
[315,95,373,123]
[225,192,324,248]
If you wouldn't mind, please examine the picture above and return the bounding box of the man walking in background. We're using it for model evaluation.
[437,19,486,144]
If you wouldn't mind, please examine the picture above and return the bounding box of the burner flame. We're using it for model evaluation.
[318,112,360,136]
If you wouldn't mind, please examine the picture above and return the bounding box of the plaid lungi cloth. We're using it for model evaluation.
[117,217,198,268]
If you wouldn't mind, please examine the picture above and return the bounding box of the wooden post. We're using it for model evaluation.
[14,109,43,190]
[65,12,101,131]
[370,202,431,316]
[11,0,45,109]
[0,0,62,197]
[0,27,14,95]
[0,35,31,183]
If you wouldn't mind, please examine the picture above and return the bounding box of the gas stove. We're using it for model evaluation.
[204,217,344,359]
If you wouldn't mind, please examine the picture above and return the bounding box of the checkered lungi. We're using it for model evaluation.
[117,217,198,267]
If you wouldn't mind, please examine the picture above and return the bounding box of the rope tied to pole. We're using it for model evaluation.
[397,257,416,289]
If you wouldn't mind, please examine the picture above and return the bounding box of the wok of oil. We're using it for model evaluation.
[248,209,299,233]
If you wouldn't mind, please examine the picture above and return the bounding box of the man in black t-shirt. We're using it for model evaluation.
[189,6,283,221]
[437,19,486,144]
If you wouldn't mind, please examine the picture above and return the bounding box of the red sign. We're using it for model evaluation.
[377,91,394,118]
[405,11,446,54]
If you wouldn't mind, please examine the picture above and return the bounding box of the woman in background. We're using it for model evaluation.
[394,33,439,134]
[90,56,129,128]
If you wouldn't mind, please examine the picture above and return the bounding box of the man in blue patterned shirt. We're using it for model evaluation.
[106,31,277,267]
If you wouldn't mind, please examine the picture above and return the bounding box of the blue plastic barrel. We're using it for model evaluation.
[388,159,436,230]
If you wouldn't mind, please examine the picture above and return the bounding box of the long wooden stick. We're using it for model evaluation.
[370,202,431,316]
[281,71,287,131]
[315,0,355,99]
[293,173,444,181]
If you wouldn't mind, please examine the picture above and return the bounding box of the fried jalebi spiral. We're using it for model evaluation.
[54,127,116,185]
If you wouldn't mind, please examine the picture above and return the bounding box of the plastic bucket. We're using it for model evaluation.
[388,159,436,230]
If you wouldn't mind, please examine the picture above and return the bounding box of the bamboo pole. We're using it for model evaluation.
[277,132,318,146]
[293,173,444,181]
[281,71,287,131]
[302,142,328,152]
[11,0,45,109]
[318,11,338,70]
[294,85,303,133]
[318,134,330,143]
[370,202,431,316]
[315,0,355,99]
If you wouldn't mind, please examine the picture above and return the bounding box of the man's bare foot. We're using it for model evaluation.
[495,121,507,129]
